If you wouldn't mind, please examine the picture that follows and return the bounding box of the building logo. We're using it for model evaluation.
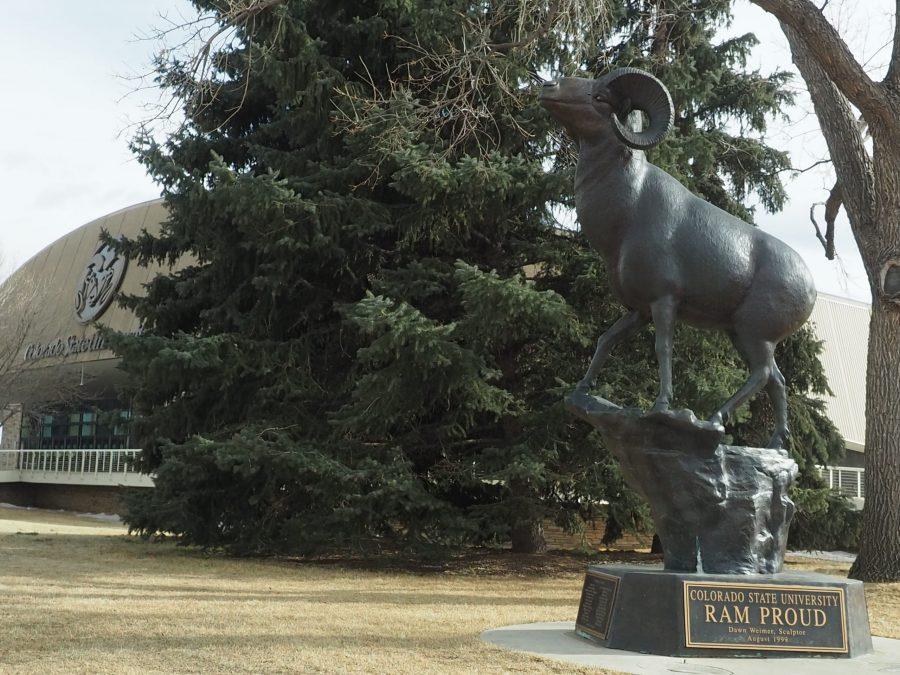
[74,240,128,324]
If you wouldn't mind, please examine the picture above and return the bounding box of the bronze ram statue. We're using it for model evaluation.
[540,68,816,448]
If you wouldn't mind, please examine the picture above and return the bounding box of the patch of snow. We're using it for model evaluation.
[787,549,857,563]
[78,512,122,523]
[0,502,121,523]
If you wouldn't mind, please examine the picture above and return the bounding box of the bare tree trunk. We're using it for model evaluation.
[852,139,900,581]
[750,0,900,581]
[852,294,900,580]
[510,519,547,554]
[506,476,547,553]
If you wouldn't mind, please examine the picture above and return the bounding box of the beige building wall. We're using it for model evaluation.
[0,404,22,450]
[808,293,870,453]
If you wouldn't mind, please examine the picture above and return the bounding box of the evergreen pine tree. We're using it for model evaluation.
[113,0,847,555]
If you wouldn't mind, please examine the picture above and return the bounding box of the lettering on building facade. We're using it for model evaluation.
[683,581,848,653]
[23,329,143,363]
[576,570,620,640]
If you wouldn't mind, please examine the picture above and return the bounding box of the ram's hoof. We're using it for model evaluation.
[767,429,790,450]
[650,400,670,414]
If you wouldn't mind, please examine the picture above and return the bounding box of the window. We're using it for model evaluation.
[81,410,95,438]
[41,415,53,439]
[20,404,133,450]
[68,413,80,438]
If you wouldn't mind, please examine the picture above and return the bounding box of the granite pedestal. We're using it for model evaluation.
[576,564,873,658]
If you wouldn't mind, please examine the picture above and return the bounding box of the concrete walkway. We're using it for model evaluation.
[481,621,900,674]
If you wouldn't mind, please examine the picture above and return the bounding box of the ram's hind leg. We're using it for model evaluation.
[710,333,775,429]
[650,296,677,413]
[577,310,647,392]
[766,362,790,449]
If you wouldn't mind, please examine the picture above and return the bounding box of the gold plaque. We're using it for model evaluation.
[683,581,848,653]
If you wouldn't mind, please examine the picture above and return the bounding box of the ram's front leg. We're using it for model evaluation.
[650,296,677,413]
[576,310,647,392]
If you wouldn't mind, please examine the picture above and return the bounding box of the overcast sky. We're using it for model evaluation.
[0,1,893,302]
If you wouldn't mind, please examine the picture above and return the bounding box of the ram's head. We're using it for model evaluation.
[539,68,674,150]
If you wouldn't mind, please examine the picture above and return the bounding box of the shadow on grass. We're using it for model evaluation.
[1,532,586,609]
[296,548,664,577]
[0,582,579,607]
[0,529,665,579]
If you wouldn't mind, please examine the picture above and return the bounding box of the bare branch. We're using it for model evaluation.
[487,0,563,51]
[333,1,611,162]
[809,204,829,253]
[809,181,841,259]
[0,267,88,441]
[779,20,876,245]
[125,0,288,133]
[888,0,900,84]
[751,0,887,120]
[784,158,832,174]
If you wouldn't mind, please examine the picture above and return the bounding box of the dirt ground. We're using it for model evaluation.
[0,505,896,674]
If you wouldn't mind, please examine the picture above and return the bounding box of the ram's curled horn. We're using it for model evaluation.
[602,68,674,150]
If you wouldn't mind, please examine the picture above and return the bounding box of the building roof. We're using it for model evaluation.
[808,293,870,451]
[0,200,170,398]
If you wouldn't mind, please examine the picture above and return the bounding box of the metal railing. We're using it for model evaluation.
[0,449,154,487]
[18,436,132,451]
[818,465,865,500]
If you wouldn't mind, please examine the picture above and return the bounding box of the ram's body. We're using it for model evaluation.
[541,70,816,447]
[576,138,815,341]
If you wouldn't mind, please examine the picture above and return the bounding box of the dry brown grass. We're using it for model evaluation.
[788,559,900,640]
[0,506,896,674]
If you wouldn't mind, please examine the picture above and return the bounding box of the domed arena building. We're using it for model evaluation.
[0,199,173,513]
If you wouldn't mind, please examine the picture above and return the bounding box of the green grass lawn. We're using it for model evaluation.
[0,506,895,674]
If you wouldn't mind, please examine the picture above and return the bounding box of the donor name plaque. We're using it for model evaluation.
[683,581,848,653]
[576,570,620,640]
